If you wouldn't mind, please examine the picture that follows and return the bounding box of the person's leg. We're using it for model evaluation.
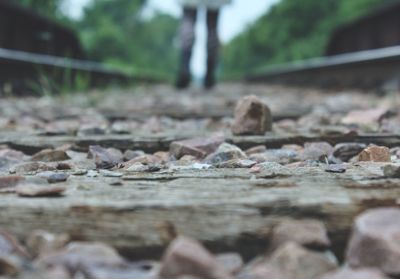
[176,7,197,89]
[205,9,220,89]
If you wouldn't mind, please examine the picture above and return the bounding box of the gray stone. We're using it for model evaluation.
[346,207,400,276]
[231,95,272,135]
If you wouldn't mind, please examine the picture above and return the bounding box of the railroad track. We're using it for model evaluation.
[246,46,400,90]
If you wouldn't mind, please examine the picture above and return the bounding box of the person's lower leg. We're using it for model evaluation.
[176,7,197,89]
[205,9,220,89]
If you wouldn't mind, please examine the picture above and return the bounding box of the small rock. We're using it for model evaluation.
[37,172,69,183]
[342,108,390,126]
[0,149,26,161]
[320,268,390,279]
[216,253,243,275]
[37,242,125,272]
[217,159,257,168]
[245,145,267,156]
[77,125,107,136]
[109,180,123,186]
[99,169,123,177]
[88,145,123,169]
[333,143,367,162]
[27,230,69,257]
[86,170,99,177]
[124,154,162,166]
[270,219,331,252]
[381,164,400,178]
[159,236,232,279]
[358,146,391,162]
[72,169,88,176]
[267,242,337,279]
[10,162,56,174]
[250,162,285,174]
[0,176,24,189]
[81,263,159,279]
[170,136,224,159]
[31,149,70,162]
[325,164,346,173]
[16,183,66,197]
[231,95,272,135]
[205,143,247,165]
[123,150,145,161]
[346,207,400,276]
[301,142,334,161]
[249,149,298,164]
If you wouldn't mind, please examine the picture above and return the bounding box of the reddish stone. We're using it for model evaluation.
[159,236,232,279]
[216,253,243,275]
[231,95,272,135]
[270,219,331,251]
[267,242,337,279]
[16,184,66,197]
[245,145,267,156]
[0,176,24,189]
[346,207,400,276]
[32,149,70,162]
[301,142,334,161]
[170,136,224,159]
[358,146,390,162]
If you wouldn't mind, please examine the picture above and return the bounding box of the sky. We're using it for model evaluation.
[63,0,280,77]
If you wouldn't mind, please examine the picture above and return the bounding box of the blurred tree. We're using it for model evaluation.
[76,0,179,77]
[16,0,64,19]
[222,0,395,77]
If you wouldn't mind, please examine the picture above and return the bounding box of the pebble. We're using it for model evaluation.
[217,159,257,168]
[346,207,400,276]
[205,143,247,165]
[88,145,123,169]
[266,242,337,279]
[333,143,367,162]
[325,164,346,173]
[170,136,224,159]
[9,162,56,175]
[358,146,391,162]
[0,176,25,189]
[99,169,123,177]
[16,183,66,197]
[86,170,99,177]
[31,149,70,162]
[270,219,331,252]
[231,95,272,135]
[36,172,69,183]
[381,164,400,178]
[159,236,232,279]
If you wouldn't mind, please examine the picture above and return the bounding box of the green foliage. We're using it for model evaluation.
[76,0,179,77]
[222,0,396,77]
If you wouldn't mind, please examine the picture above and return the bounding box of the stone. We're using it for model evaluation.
[341,108,390,126]
[158,236,232,279]
[266,242,337,279]
[205,143,246,165]
[216,253,243,275]
[0,230,30,275]
[320,268,390,279]
[325,164,346,173]
[270,219,331,251]
[0,149,26,161]
[216,159,257,169]
[88,145,123,169]
[333,143,367,162]
[346,207,400,276]
[27,230,70,257]
[358,146,390,162]
[31,149,70,162]
[245,145,267,156]
[99,169,123,177]
[10,162,56,174]
[16,183,66,197]
[301,142,334,161]
[0,176,24,189]
[81,263,159,279]
[381,164,400,178]
[77,125,107,136]
[249,149,298,164]
[124,154,162,166]
[37,242,125,272]
[170,136,224,159]
[36,172,69,183]
[123,150,145,161]
[231,95,272,135]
